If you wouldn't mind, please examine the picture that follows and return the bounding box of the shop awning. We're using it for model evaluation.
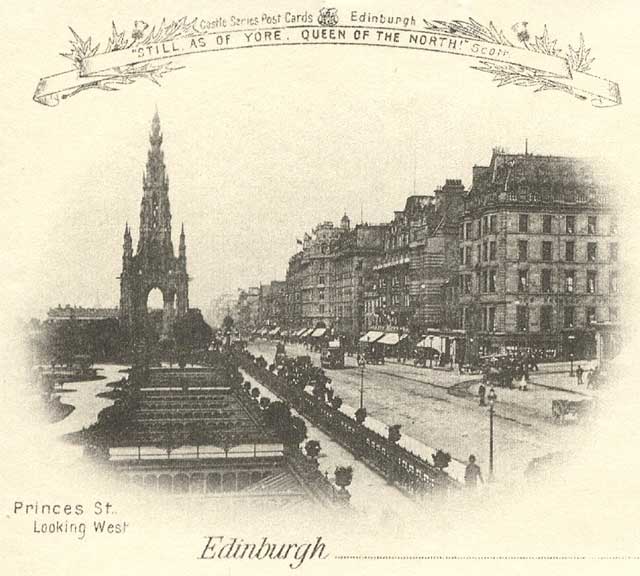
[328,339,341,349]
[268,327,281,336]
[359,330,385,343]
[299,328,314,338]
[416,335,444,350]
[310,327,327,338]
[378,332,408,346]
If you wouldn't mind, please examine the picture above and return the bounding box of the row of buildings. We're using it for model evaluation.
[228,148,620,363]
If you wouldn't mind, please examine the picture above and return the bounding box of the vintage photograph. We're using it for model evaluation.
[2,0,639,573]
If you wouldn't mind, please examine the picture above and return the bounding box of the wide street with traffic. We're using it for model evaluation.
[248,339,599,483]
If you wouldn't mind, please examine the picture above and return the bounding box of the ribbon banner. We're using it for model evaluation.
[33,12,621,107]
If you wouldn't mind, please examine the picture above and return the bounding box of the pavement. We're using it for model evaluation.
[248,339,599,484]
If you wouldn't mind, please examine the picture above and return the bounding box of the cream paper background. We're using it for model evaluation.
[1,0,639,574]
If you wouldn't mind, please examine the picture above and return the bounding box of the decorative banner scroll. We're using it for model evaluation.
[33,12,621,107]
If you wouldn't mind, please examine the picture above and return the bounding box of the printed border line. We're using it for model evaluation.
[335,555,640,560]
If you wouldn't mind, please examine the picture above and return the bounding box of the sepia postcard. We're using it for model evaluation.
[1,0,639,574]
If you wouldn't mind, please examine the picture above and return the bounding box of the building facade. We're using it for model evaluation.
[457,149,619,361]
[364,180,465,336]
[257,281,287,329]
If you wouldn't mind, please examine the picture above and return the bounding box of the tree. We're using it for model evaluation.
[188,423,208,459]
[263,401,307,448]
[334,466,353,491]
[388,424,402,444]
[432,449,452,470]
[251,387,260,400]
[331,396,343,410]
[305,439,321,460]
[259,396,271,410]
[158,422,183,459]
[243,381,252,394]
[355,407,367,425]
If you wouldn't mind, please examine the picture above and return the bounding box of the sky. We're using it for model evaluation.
[1,0,638,322]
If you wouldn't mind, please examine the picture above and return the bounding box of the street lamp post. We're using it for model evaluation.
[568,333,576,376]
[488,387,497,481]
[358,356,366,410]
[429,335,434,368]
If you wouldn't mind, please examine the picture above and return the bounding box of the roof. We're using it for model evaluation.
[468,150,612,207]
[359,330,385,343]
[111,370,279,447]
[378,333,408,346]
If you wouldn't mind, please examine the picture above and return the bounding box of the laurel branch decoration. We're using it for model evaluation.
[60,16,597,98]
[422,18,595,99]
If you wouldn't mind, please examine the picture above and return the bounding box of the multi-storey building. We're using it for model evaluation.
[284,218,350,332]
[257,281,286,329]
[235,287,260,331]
[332,220,385,344]
[457,149,619,362]
[364,180,465,336]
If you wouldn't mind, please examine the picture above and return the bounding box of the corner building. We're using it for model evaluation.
[458,149,619,361]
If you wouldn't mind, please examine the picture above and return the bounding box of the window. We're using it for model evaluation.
[476,244,481,264]
[518,269,529,292]
[566,215,575,234]
[489,269,496,293]
[543,215,552,233]
[609,307,618,322]
[477,220,482,238]
[587,242,597,262]
[518,240,528,262]
[565,241,575,262]
[319,275,325,285]
[464,222,472,240]
[483,216,489,236]
[610,242,619,262]
[487,307,496,332]
[319,304,325,314]
[459,247,464,264]
[565,270,575,293]
[319,289,325,301]
[609,271,618,294]
[519,214,529,233]
[564,306,575,328]
[489,215,497,233]
[586,307,596,326]
[542,241,552,262]
[465,246,471,265]
[516,306,529,332]
[464,275,472,294]
[482,308,488,331]
[541,269,552,293]
[610,215,618,235]
[482,270,488,293]
[489,241,497,261]
[483,242,488,262]
[588,216,597,235]
[540,306,553,332]
[459,224,464,239]
[587,271,597,294]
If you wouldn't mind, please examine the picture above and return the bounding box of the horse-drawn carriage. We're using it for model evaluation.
[551,398,595,422]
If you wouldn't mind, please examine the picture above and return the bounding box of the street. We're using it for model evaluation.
[248,340,595,483]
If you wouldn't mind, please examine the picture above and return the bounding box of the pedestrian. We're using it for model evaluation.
[465,455,484,488]
[585,369,592,389]
[478,383,486,406]
[576,365,584,386]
